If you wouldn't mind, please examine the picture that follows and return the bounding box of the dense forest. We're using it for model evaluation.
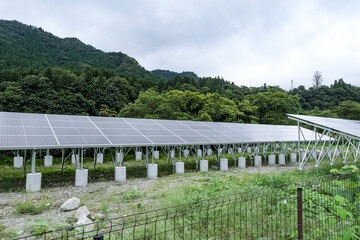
[0,20,359,124]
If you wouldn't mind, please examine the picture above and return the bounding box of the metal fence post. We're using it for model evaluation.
[94,234,104,240]
[297,187,303,240]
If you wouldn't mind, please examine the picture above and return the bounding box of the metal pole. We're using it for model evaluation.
[61,149,65,173]
[46,149,50,156]
[81,148,84,169]
[31,150,36,174]
[297,187,303,240]
[298,121,301,170]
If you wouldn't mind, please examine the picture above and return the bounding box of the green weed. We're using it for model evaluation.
[15,202,48,215]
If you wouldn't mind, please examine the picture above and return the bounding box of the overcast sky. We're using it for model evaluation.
[1,0,359,89]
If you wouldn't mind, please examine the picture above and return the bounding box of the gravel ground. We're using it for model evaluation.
[0,163,303,238]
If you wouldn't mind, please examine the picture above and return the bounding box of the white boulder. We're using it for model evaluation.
[59,197,80,211]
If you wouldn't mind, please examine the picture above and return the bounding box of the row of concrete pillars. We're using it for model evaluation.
[16,149,298,192]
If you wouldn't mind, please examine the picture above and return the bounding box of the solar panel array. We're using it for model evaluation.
[288,114,360,139]
[0,112,315,150]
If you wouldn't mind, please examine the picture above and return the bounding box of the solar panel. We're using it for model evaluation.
[288,114,360,138]
[0,111,320,149]
[26,136,58,146]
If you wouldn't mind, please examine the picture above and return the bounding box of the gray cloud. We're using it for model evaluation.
[1,0,359,89]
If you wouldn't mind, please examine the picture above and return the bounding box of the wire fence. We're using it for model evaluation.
[15,174,359,240]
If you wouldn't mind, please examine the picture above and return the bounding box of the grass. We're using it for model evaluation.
[0,149,359,238]
[0,224,19,239]
[15,202,48,215]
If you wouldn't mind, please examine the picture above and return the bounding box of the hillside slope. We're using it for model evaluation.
[0,20,154,79]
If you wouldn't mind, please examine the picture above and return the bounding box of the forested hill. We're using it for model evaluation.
[0,20,158,79]
[151,70,199,80]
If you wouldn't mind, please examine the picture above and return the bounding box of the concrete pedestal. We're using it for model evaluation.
[207,149,212,156]
[247,147,252,153]
[300,151,306,160]
[290,153,297,163]
[75,169,88,187]
[96,153,103,164]
[26,173,41,192]
[278,154,286,165]
[147,164,158,179]
[311,150,317,160]
[238,157,246,168]
[115,166,126,182]
[200,160,208,172]
[268,155,276,165]
[254,155,262,167]
[153,151,159,159]
[176,162,184,174]
[197,149,202,157]
[72,154,79,164]
[183,150,190,158]
[14,156,23,168]
[116,152,123,163]
[44,156,53,167]
[220,158,228,171]
[135,151,142,161]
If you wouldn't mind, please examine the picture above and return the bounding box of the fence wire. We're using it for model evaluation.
[14,174,359,240]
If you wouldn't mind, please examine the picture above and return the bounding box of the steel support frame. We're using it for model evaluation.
[294,119,360,170]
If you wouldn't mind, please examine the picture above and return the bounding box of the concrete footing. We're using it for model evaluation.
[290,153,297,163]
[75,169,88,187]
[96,153,103,164]
[44,155,53,167]
[254,155,262,166]
[153,151,159,159]
[26,173,42,192]
[135,151,142,161]
[197,149,202,157]
[268,155,276,165]
[14,156,23,168]
[200,160,208,172]
[278,154,286,165]
[115,166,126,182]
[72,154,79,164]
[176,162,184,174]
[220,158,228,171]
[147,164,158,179]
[247,147,252,153]
[238,157,246,168]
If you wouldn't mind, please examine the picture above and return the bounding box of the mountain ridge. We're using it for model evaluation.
[0,19,197,81]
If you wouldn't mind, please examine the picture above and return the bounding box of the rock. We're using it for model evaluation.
[76,215,93,225]
[59,197,80,211]
[76,216,94,232]
[74,206,91,221]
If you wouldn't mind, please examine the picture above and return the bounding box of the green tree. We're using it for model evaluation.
[333,101,360,120]
[0,82,24,112]
[246,91,301,124]
[99,104,117,117]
